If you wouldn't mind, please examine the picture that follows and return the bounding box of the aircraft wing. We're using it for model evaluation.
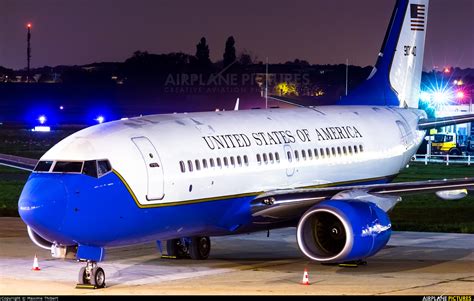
[251,177,474,219]
[418,114,474,130]
[0,154,37,171]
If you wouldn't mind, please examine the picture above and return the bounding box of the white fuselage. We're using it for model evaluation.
[41,106,426,207]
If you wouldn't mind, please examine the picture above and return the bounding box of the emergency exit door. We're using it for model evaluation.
[132,137,164,200]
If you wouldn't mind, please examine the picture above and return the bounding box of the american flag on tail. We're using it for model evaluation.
[410,4,426,31]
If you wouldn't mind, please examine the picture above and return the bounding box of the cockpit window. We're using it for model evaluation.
[82,160,98,178]
[53,161,83,173]
[34,161,53,172]
[97,160,112,177]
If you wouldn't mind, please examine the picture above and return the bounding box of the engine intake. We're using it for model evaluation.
[297,200,391,263]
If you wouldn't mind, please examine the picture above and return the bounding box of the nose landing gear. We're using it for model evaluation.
[76,261,106,289]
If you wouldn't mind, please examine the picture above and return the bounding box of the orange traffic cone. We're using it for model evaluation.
[301,268,310,285]
[32,254,41,271]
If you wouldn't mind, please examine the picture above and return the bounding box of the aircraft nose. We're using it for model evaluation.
[18,175,68,242]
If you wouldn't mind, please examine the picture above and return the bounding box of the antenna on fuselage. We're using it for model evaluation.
[234,98,240,111]
[265,57,269,109]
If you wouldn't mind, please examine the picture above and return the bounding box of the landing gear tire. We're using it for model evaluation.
[91,267,106,288]
[189,236,211,260]
[76,261,106,288]
[78,267,87,284]
[166,239,188,259]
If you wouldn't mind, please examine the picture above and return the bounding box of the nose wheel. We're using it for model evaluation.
[76,261,106,289]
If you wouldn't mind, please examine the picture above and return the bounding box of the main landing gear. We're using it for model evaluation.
[165,236,211,260]
[76,260,106,289]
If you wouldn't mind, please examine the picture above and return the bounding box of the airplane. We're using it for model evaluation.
[2,0,474,289]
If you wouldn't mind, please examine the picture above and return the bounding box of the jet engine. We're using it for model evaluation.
[296,200,391,263]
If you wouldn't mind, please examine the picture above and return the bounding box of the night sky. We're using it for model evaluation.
[1,0,473,70]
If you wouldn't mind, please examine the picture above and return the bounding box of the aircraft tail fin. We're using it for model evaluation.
[338,0,429,108]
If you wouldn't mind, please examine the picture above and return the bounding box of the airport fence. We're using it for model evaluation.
[412,154,472,166]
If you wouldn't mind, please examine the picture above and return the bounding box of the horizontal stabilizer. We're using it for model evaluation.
[418,114,474,130]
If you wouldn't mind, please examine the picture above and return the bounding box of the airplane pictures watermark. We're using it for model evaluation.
[163,72,310,94]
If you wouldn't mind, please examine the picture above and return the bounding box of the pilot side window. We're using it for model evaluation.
[34,160,53,172]
[97,160,112,177]
[83,160,98,177]
[179,161,186,173]
[53,161,83,173]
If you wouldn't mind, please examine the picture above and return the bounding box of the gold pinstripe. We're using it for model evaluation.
[112,169,395,209]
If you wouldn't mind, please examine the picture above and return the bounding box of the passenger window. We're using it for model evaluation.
[179,161,186,173]
[34,160,53,172]
[210,158,215,168]
[294,150,299,161]
[53,161,83,173]
[301,150,306,160]
[202,159,208,169]
[314,149,319,159]
[320,148,325,158]
[337,147,341,156]
[275,152,280,163]
[332,147,336,156]
[257,154,262,164]
[287,151,292,162]
[230,156,235,167]
[217,157,222,168]
[263,153,268,164]
[223,157,229,167]
[326,148,330,157]
[237,156,242,166]
[360,145,364,152]
[187,160,193,172]
[243,155,249,166]
[348,146,353,154]
[269,152,274,163]
[308,149,312,159]
[354,146,358,154]
[83,160,98,177]
[195,159,201,171]
[343,146,347,155]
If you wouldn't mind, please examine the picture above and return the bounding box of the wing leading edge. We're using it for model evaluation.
[0,154,38,171]
[251,177,474,219]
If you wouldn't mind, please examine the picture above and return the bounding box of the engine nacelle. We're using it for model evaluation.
[297,200,391,263]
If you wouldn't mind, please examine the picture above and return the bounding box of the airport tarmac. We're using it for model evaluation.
[0,217,472,295]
